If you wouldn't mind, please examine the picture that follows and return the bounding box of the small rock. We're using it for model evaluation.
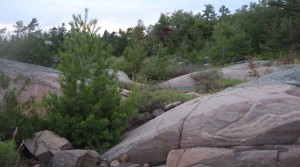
[152,109,165,117]
[142,163,150,167]
[111,160,121,167]
[164,101,181,111]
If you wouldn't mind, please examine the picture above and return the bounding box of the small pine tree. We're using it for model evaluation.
[44,9,132,151]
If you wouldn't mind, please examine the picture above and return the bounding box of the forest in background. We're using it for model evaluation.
[0,0,300,82]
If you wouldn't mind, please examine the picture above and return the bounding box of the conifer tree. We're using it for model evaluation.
[45,9,131,150]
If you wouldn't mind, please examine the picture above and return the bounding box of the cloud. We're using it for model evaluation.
[0,0,258,34]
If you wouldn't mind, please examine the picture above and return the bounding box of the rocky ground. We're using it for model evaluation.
[1,59,299,167]
[103,64,300,167]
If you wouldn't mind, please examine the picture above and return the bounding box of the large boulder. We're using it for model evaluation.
[166,145,300,167]
[156,60,278,92]
[221,60,278,80]
[0,59,61,102]
[109,60,278,92]
[24,130,72,167]
[102,65,300,165]
[0,60,131,102]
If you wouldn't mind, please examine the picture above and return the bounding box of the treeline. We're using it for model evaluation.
[0,19,67,67]
[0,0,299,68]
[103,0,300,64]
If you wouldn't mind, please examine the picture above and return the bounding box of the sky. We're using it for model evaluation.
[0,0,258,34]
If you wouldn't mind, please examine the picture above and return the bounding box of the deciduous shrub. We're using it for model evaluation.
[134,89,195,113]
[191,69,244,93]
[0,141,18,167]
[0,70,10,89]
[0,71,44,144]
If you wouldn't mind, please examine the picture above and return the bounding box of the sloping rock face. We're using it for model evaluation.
[102,65,300,165]
[111,60,278,92]
[0,59,277,102]
[156,60,278,91]
[166,145,300,167]
[221,60,278,80]
[0,59,61,102]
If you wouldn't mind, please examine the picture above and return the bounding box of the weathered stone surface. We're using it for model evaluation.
[1,59,277,103]
[164,101,181,111]
[24,130,72,167]
[156,73,197,91]
[102,65,300,165]
[154,61,278,91]
[107,61,278,92]
[221,60,278,81]
[0,59,61,102]
[107,69,147,89]
[50,150,99,167]
[166,145,300,167]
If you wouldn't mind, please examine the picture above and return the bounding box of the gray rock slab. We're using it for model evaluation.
[24,130,72,166]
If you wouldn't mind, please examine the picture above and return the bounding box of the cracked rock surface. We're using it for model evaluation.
[166,145,300,167]
[102,64,300,165]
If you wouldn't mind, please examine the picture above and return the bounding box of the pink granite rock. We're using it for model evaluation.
[102,65,300,165]
[0,59,60,102]
[166,145,300,167]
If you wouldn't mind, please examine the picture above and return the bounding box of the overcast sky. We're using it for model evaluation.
[0,0,258,34]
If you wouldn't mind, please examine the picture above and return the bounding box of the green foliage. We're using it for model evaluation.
[0,141,18,167]
[134,89,195,113]
[191,69,244,93]
[0,89,44,143]
[44,9,134,151]
[0,71,44,143]
[137,55,201,82]
[2,1,300,67]
[0,70,10,89]
[0,18,57,67]
[138,56,173,82]
[210,20,252,64]
[122,42,147,78]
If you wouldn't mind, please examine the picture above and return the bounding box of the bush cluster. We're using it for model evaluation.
[0,141,18,167]
[191,69,244,93]
[0,90,44,144]
[133,89,195,113]
[0,70,10,89]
